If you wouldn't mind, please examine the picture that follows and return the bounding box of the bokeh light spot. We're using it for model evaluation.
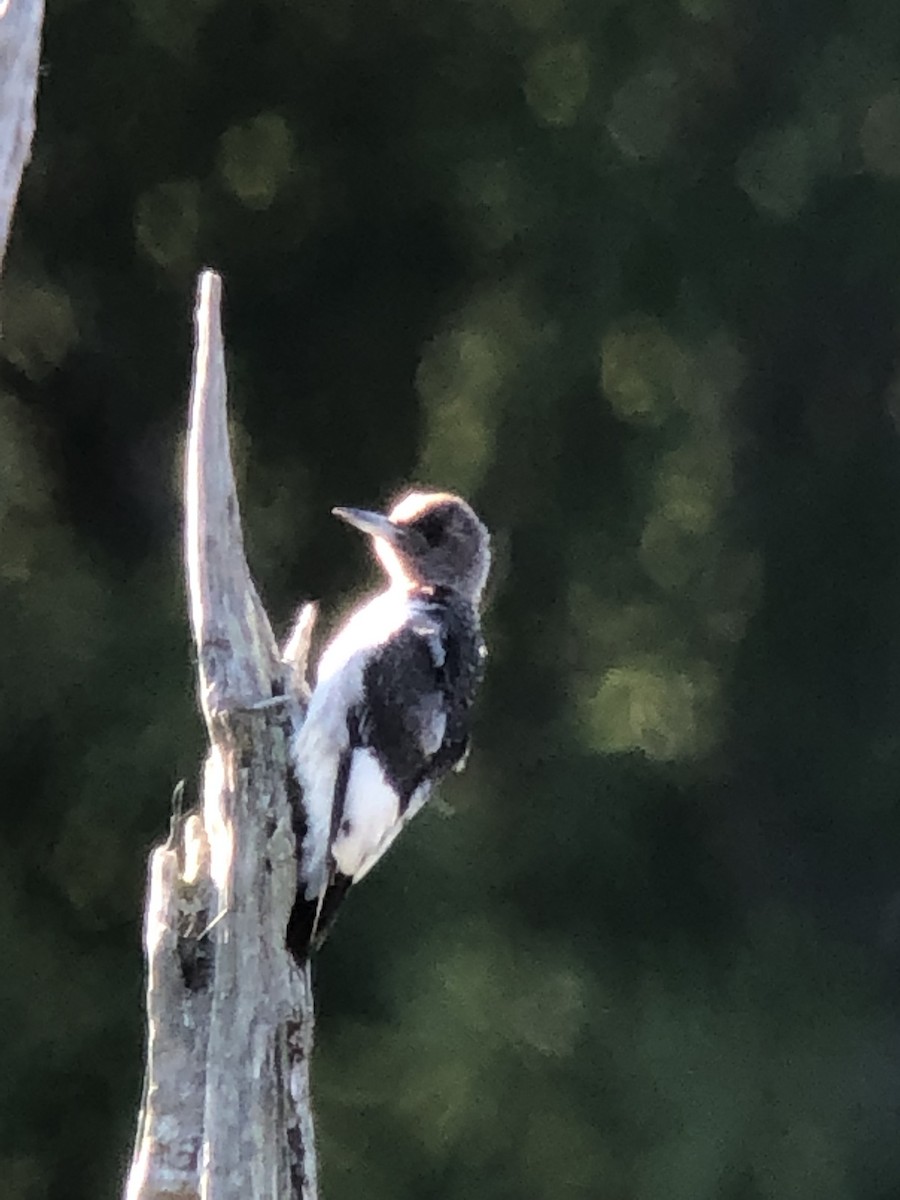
[217,113,300,210]
[523,39,591,127]
[130,0,221,56]
[500,0,566,33]
[600,318,686,426]
[417,329,501,491]
[1,276,78,380]
[607,65,682,161]
[417,285,544,491]
[456,157,533,249]
[583,658,718,761]
[860,91,900,178]
[639,512,705,591]
[736,125,814,220]
[680,0,722,21]
[134,178,201,270]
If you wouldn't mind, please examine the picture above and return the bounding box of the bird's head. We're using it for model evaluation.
[332,490,491,602]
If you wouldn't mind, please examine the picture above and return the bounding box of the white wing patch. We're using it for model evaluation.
[412,621,446,669]
[415,698,446,756]
[402,779,434,826]
[452,741,470,773]
[410,609,448,755]
[331,749,401,880]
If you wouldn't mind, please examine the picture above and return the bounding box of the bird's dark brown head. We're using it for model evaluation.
[333,490,491,602]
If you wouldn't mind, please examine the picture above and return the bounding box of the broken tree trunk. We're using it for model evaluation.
[125,270,318,1200]
[0,0,44,275]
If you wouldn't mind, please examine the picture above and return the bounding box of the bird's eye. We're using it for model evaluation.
[415,513,445,548]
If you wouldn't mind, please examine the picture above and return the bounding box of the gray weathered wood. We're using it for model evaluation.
[126,270,318,1200]
[0,0,43,274]
[125,810,215,1199]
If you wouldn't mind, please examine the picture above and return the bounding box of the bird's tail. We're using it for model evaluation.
[285,874,352,962]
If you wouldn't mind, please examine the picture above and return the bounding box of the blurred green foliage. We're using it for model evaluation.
[4,0,900,1196]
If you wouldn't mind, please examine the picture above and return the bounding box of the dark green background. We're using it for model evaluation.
[4,0,900,1196]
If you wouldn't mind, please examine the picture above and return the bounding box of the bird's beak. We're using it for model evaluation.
[332,507,401,543]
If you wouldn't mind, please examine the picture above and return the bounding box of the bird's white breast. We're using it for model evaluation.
[291,586,419,896]
[316,587,412,683]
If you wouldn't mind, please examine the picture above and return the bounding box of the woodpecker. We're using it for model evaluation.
[286,490,490,955]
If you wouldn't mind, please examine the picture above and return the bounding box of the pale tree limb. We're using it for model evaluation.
[126,271,318,1200]
[0,0,43,274]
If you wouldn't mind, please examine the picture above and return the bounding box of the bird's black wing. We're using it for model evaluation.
[356,596,484,810]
